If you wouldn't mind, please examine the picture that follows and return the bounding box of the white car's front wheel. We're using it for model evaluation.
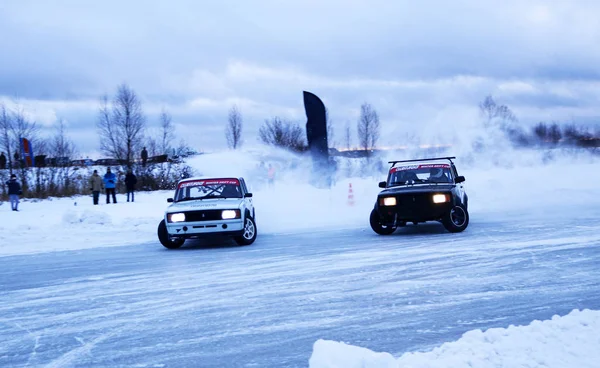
[234,216,257,246]
[158,219,185,249]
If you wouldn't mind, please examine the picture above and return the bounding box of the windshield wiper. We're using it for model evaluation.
[174,195,222,202]
[174,197,196,203]
[198,194,222,200]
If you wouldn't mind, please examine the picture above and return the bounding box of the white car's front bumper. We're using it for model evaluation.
[166,219,244,238]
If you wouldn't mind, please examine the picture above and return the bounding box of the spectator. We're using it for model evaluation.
[141,147,148,167]
[103,167,117,204]
[125,169,138,202]
[0,152,6,170]
[89,170,104,205]
[5,174,22,211]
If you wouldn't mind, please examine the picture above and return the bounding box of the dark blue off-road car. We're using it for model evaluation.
[370,157,469,235]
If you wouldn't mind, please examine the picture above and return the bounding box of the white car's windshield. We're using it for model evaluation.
[387,164,453,186]
[175,179,242,202]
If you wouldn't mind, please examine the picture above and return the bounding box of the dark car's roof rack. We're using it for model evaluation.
[388,156,456,167]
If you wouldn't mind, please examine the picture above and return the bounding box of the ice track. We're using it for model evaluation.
[1,214,600,367]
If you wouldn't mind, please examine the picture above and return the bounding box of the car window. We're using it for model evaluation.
[388,164,453,186]
[175,179,243,201]
[239,178,248,194]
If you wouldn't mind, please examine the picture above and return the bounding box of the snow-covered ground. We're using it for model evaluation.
[1,147,599,367]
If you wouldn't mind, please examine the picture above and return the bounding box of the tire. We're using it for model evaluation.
[234,215,257,246]
[369,208,396,235]
[158,219,185,249]
[442,204,469,233]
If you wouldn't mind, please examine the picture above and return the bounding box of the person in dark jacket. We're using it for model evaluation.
[141,147,148,167]
[103,167,117,204]
[5,174,22,211]
[124,169,138,202]
[0,152,6,170]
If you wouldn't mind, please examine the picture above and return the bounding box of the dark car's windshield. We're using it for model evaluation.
[174,179,242,202]
[387,164,453,187]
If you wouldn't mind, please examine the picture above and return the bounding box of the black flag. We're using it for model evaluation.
[303,91,332,187]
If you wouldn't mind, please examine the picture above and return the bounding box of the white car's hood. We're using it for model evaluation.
[166,198,243,212]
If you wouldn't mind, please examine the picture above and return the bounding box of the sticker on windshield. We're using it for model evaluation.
[390,164,450,173]
[178,179,240,188]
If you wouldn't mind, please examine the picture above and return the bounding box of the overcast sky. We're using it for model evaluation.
[1,0,599,157]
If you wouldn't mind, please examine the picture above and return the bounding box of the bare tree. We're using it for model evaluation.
[533,122,549,143]
[97,95,122,160]
[548,123,562,145]
[479,95,517,128]
[51,119,77,193]
[225,104,243,149]
[159,108,175,155]
[0,103,13,174]
[97,83,146,168]
[258,117,306,152]
[344,121,351,150]
[32,137,50,196]
[325,107,334,148]
[357,102,380,155]
[146,136,159,157]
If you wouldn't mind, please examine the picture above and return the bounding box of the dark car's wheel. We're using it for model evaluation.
[369,209,396,235]
[234,215,257,245]
[442,204,469,233]
[158,219,185,249]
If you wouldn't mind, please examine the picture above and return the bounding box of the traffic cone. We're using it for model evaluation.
[347,183,355,206]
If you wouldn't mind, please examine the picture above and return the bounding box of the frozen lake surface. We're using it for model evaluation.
[1,212,599,367]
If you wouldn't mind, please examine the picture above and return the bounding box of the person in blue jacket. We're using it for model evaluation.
[5,174,22,211]
[103,167,117,204]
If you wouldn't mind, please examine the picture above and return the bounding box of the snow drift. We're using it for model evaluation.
[309,308,600,368]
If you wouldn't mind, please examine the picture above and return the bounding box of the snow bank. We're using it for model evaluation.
[309,308,600,368]
[0,190,171,256]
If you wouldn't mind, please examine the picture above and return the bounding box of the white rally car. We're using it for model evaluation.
[157,177,257,249]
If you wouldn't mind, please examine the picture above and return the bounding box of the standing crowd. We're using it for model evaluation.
[2,148,149,211]
[89,167,138,205]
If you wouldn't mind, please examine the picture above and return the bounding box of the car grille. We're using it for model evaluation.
[183,210,224,222]
[393,193,441,219]
[396,193,431,207]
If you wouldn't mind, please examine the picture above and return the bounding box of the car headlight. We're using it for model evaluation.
[221,209,240,219]
[432,194,448,204]
[381,197,397,206]
[168,213,186,222]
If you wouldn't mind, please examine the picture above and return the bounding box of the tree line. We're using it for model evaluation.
[227,102,381,156]
[477,95,600,150]
[0,83,193,199]
[3,84,598,200]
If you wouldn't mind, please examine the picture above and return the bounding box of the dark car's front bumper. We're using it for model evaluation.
[376,192,452,225]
